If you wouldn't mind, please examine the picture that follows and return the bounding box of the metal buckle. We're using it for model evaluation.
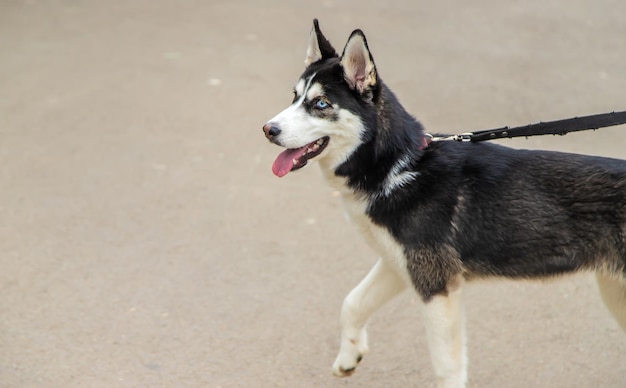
[454,133,473,142]
[429,132,474,142]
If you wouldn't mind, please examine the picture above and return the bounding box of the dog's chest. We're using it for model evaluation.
[319,167,409,278]
[337,188,410,282]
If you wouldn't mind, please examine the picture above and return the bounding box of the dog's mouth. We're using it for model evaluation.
[272,137,329,177]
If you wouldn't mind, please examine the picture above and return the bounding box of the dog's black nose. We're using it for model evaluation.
[263,123,281,140]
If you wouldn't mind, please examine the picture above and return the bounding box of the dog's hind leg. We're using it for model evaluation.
[332,258,407,377]
[422,276,467,388]
[596,271,626,333]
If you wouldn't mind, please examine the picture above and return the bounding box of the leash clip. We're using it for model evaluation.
[454,133,473,142]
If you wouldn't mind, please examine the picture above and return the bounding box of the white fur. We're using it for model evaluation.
[341,33,376,93]
[319,168,422,378]
[271,34,467,386]
[305,26,322,66]
[336,190,412,282]
[294,78,306,97]
[379,154,419,197]
[324,167,468,385]
[266,75,316,147]
[332,258,407,376]
[270,69,472,386]
[317,108,365,171]
[422,277,467,388]
[306,82,323,101]
[268,76,365,171]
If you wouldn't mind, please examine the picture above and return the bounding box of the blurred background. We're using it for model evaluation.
[1,1,625,386]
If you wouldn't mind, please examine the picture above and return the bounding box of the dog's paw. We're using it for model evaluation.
[332,353,363,377]
[332,329,368,377]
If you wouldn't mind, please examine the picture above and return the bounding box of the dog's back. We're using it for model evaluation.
[369,141,626,298]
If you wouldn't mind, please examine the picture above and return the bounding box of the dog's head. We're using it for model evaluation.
[263,19,379,177]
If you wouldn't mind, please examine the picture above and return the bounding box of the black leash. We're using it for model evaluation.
[439,110,626,142]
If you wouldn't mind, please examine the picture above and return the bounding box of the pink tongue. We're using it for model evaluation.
[272,146,309,177]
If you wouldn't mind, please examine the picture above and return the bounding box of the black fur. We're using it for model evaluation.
[298,28,626,302]
[312,19,338,62]
[341,79,626,300]
[376,140,626,299]
[264,21,626,382]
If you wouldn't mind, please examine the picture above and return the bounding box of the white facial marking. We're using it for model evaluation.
[293,74,315,109]
[266,74,317,147]
[294,78,306,97]
[316,108,365,171]
[306,82,323,101]
[272,73,315,117]
[267,73,366,172]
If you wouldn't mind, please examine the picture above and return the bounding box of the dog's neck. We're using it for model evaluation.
[328,82,429,198]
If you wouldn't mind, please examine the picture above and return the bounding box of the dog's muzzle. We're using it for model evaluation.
[263,123,282,142]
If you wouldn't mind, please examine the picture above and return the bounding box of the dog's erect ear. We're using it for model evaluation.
[340,30,377,93]
[304,19,337,66]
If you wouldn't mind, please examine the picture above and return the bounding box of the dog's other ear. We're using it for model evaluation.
[340,30,377,93]
[305,19,337,66]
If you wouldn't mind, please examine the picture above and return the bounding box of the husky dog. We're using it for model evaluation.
[262,19,626,387]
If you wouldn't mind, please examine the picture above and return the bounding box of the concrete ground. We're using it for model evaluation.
[1,1,625,387]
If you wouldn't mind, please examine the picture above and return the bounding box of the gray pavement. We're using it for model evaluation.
[1,1,625,387]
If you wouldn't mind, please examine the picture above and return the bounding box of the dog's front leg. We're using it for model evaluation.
[422,277,467,388]
[332,258,407,377]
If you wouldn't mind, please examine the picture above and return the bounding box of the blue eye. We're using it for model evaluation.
[315,99,329,109]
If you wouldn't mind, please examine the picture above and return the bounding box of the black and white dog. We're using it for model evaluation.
[263,20,626,387]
